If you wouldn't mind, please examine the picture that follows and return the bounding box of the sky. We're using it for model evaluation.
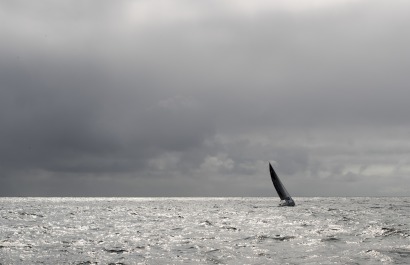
[1,0,410,196]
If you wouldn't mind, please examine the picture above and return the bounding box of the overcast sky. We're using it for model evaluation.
[1,0,410,196]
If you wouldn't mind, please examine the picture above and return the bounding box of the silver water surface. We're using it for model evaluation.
[0,197,409,264]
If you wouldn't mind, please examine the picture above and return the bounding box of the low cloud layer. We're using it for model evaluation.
[1,0,410,196]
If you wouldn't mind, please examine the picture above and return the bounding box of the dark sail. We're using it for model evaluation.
[269,163,295,206]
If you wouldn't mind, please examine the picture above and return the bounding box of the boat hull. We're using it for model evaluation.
[279,199,295,207]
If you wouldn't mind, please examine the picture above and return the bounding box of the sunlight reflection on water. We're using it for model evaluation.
[0,197,409,264]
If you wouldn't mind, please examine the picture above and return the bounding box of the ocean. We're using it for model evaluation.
[0,197,409,264]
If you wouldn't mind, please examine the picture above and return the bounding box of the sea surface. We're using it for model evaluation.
[0,197,409,264]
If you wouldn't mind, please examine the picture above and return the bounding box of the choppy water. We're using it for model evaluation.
[0,197,409,264]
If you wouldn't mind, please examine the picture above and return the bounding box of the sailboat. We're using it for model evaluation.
[269,163,295,206]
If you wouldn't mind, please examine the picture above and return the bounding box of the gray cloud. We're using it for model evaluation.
[1,0,410,196]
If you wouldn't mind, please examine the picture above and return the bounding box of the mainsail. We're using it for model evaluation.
[269,163,295,206]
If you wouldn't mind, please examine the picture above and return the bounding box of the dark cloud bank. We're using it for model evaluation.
[1,0,410,196]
